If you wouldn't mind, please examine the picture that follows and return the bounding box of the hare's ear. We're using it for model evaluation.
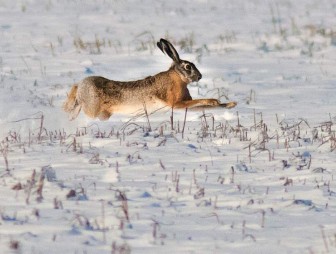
[157,38,181,63]
[157,40,164,53]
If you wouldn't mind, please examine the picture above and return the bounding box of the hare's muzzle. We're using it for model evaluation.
[197,74,202,81]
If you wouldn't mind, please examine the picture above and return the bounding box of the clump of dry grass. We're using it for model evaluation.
[9,239,20,251]
[116,190,129,222]
[111,241,131,254]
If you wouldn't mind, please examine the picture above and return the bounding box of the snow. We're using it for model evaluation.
[0,0,336,253]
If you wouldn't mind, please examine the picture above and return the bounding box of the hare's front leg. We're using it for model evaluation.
[173,99,237,109]
[219,101,237,109]
[173,99,219,109]
[191,100,237,109]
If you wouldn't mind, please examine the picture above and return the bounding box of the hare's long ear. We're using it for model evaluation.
[157,38,181,63]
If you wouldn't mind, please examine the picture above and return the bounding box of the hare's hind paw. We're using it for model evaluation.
[98,110,112,121]
[220,101,237,109]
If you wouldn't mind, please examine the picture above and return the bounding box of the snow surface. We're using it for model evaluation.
[0,0,336,253]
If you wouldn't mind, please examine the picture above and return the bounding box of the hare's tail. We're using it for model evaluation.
[63,84,81,120]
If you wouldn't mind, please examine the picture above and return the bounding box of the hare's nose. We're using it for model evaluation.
[197,74,202,81]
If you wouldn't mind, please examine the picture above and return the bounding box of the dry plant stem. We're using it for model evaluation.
[20,56,32,75]
[159,159,166,170]
[248,144,252,163]
[36,170,45,201]
[0,143,9,172]
[182,108,188,139]
[253,109,257,130]
[142,102,152,132]
[230,166,235,184]
[261,210,266,228]
[118,190,129,222]
[202,109,208,130]
[38,114,44,142]
[170,107,174,131]
[101,200,106,243]
[175,174,180,192]
[242,220,246,240]
[320,225,329,253]
[26,169,36,205]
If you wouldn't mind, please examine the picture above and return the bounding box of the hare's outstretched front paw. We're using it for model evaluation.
[223,101,237,109]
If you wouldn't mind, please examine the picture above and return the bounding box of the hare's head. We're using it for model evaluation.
[157,38,202,83]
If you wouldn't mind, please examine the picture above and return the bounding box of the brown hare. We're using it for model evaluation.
[63,38,237,120]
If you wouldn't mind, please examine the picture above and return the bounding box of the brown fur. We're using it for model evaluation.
[63,39,236,121]
[63,84,82,120]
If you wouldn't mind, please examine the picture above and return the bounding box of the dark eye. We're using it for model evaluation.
[185,64,191,71]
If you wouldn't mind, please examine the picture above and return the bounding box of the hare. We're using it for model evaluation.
[63,38,236,121]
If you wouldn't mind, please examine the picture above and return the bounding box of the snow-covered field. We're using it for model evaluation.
[1,0,336,253]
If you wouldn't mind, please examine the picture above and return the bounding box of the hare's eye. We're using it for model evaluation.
[185,64,191,71]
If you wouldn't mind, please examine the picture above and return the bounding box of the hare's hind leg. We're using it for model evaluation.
[96,103,114,121]
[82,105,112,120]
[77,80,104,119]
[80,95,113,120]
[98,110,112,121]
[81,104,110,120]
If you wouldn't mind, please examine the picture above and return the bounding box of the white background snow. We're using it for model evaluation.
[0,0,336,253]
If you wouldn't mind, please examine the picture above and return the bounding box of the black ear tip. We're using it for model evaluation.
[160,38,169,44]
